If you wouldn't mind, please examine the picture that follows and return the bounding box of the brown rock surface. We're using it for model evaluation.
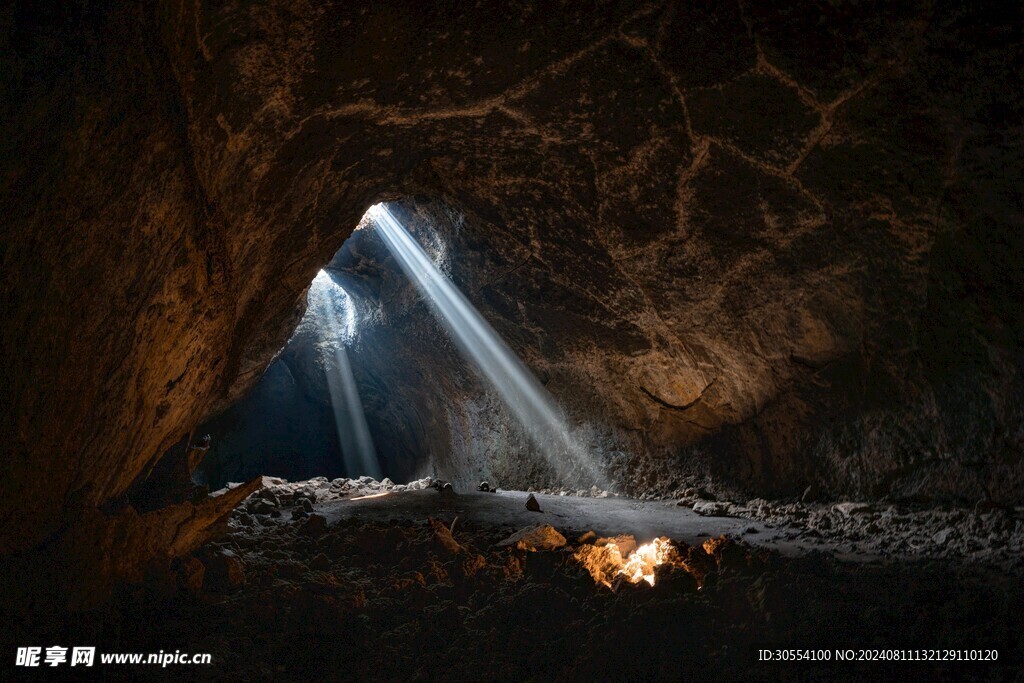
[2,1,1023,587]
[496,524,568,552]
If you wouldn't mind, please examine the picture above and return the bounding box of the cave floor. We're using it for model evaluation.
[8,481,1023,681]
[323,489,839,559]
[317,483,1024,570]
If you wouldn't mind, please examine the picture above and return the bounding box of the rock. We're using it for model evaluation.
[578,530,597,544]
[693,501,730,516]
[428,517,463,554]
[834,502,872,517]
[496,524,567,552]
[251,499,276,515]
[932,528,954,545]
[477,481,491,492]
[595,535,637,556]
[525,494,542,512]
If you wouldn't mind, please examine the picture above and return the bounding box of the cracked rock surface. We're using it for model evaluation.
[3,1,1023,577]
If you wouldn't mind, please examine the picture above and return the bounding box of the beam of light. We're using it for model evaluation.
[309,270,382,479]
[368,203,606,487]
[350,491,392,501]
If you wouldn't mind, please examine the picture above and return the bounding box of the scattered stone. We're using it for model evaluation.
[477,481,491,492]
[497,524,567,552]
[525,494,542,512]
[251,500,275,515]
[693,501,730,517]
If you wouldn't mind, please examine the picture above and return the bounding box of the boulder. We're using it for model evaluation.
[834,503,873,517]
[693,501,730,517]
[497,525,567,552]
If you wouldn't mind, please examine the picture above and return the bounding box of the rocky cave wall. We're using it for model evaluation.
[3,0,1023,566]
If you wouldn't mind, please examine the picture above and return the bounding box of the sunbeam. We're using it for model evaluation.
[309,270,382,479]
[368,203,606,487]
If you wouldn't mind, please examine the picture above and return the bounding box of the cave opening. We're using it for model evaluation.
[192,201,601,494]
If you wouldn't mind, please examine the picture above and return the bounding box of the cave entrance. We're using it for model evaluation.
[193,218,390,489]
[191,201,602,492]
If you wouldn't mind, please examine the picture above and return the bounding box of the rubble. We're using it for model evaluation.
[721,498,1024,568]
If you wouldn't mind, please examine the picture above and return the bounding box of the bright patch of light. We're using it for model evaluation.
[311,270,357,342]
[574,537,676,588]
[350,491,392,501]
[368,202,605,487]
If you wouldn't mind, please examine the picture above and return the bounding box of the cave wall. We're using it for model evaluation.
[3,0,1023,562]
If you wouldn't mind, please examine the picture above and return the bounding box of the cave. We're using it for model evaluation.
[3,0,1023,679]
